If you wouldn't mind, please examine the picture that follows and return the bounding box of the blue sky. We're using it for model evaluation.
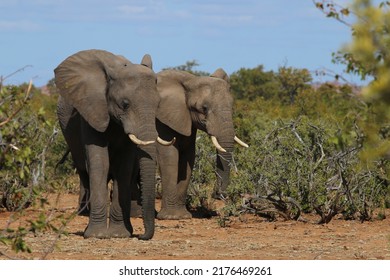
[0,0,356,86]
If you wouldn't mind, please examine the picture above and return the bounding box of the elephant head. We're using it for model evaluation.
[156,68,248,197]
[54,49,159,141]
[54,49,159,239]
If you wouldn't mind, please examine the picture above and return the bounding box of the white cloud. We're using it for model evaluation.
[201,14,254,26]
[114,1,191,22]
[0,20,41,31]
[190,1,281,28]
[117,5,147,15]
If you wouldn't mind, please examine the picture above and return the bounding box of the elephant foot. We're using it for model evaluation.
[157,207,192,220]
[107,222,133,238]
[84,223,108,239]
[130,201,142,218]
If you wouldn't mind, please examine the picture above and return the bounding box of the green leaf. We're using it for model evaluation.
[316,2,324,9]
[340,8,350,16]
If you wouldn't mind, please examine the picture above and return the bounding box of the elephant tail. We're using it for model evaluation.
[55,148,71,173]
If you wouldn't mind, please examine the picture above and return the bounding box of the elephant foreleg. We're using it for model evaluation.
[157,145,180,219]
[157,135,195,220]
[174,149,195,219]
[83,125,110,239]
[108,147,136,238]
[108,179,133,238]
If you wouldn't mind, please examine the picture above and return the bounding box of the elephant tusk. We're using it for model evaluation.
[157,136,176,146]
[129,134,155,146]
[211,136,227,153]
[234,136,249,148]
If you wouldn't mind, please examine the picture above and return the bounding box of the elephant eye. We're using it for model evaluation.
[202,104,209,115]
[121,99,130,110]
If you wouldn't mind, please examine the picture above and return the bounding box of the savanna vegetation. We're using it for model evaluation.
[1,0,389,256]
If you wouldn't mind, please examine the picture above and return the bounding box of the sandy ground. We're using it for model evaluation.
[1,193,389,260]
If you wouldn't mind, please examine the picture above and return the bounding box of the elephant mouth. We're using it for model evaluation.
[128,134,175,146]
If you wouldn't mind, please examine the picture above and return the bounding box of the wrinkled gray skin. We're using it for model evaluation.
[155,69,239,220]
[55,49,159,240]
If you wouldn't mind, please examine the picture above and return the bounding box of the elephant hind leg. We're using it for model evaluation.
[77,170,90,216]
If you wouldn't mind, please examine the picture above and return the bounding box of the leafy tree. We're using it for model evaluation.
[314,0,390,161]
[46,78,58,95]
[277,66,313,104]
[230,65,279,100]
[163,60,210,76]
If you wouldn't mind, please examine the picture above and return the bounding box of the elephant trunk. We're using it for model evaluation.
[213,127,235,199]
[138,146,156,240]
[136,118,157,240]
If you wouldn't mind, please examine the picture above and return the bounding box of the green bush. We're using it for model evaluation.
[188,77,389,223]
[231,116,389,222]
[0,82,74,201]
[0,80,73,257]
[187,131,217,213]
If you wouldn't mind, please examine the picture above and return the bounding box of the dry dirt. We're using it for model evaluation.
[1,193,389,260]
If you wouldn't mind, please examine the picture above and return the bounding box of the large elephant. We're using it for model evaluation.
[155,69,248,220]
[55,49,163,240]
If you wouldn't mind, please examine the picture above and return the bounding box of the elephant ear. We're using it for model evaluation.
[210,68,229,83]
[156,70,192,136]
[54,50,121,132]
[141,54,153,69]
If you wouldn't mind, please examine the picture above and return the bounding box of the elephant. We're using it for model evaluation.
[155,68,248,220]
[55,49,167,240]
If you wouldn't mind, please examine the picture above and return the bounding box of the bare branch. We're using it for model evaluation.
[0,65,33,85]
[313,143,326,171]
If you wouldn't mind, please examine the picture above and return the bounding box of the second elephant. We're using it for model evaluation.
[156,69,248,220]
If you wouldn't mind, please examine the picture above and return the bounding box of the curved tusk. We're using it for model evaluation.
[211,136,227,153]
[129,134,155,146]
[234,136,249,148]
[157,136,176,146]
